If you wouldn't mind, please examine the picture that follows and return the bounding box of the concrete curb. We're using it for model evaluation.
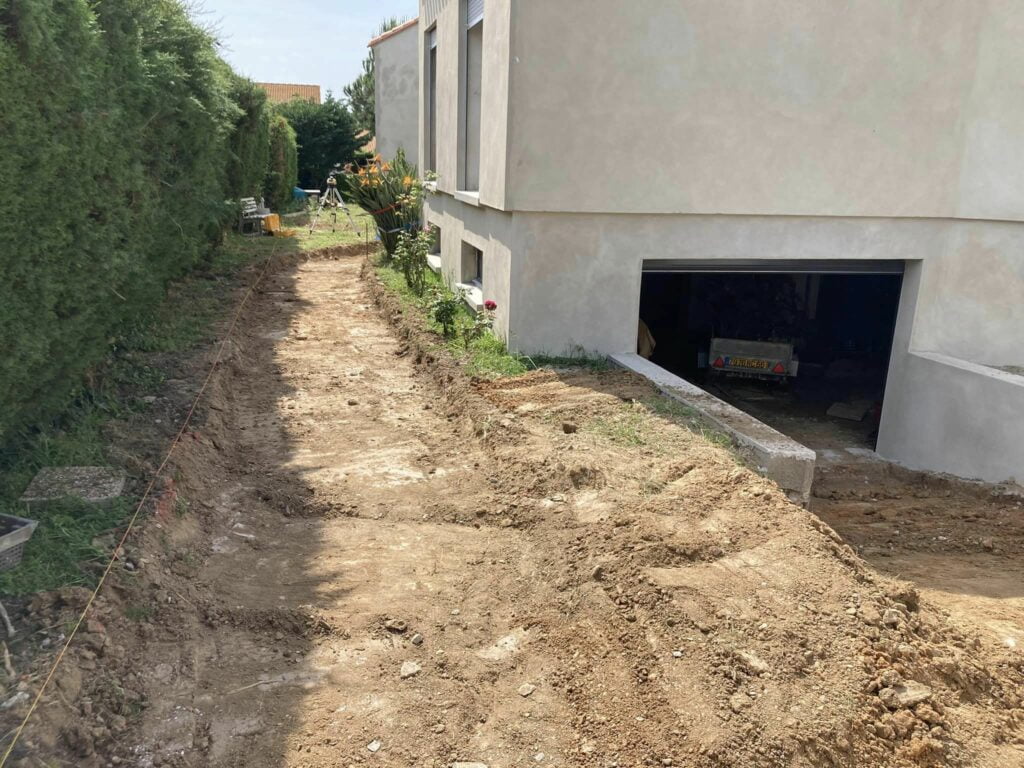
[609,353,816,504]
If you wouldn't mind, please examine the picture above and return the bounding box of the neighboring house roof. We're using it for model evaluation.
[368,18,419,47]
[258,82,321,105]
[355,130,377,154]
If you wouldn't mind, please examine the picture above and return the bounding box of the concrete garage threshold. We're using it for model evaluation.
[610,353,816,504]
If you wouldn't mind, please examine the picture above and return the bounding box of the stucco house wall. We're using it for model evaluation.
[418,0,1024,486]
[502,1,1024,220]
[372,21,420,165]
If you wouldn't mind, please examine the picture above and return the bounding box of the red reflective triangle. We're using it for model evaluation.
[772,362,786,374]
[712,357,725,368]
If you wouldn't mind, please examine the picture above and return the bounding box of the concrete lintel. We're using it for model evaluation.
[609,353,816,503]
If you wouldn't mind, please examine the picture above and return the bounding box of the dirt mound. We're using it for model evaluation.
[367,262,1024,766]
[2,246,1020,767]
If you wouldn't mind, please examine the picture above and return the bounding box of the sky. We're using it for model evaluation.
[194,0,419,102]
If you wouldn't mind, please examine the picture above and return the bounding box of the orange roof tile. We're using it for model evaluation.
[257,83,321,105]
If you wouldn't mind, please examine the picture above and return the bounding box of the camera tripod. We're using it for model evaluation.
[308,173,358,234]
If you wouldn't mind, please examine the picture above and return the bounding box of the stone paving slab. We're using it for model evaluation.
[20,466,127,505]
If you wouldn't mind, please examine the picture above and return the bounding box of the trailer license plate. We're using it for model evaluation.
[729,357,771,370]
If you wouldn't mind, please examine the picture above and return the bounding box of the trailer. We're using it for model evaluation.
[708,337,798,380]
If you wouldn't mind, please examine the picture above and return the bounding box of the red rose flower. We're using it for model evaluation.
[484,299,497,311]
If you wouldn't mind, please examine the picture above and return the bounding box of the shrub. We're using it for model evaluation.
[429,288,462,338]
[265,114,299,210]
[0,0,274,448]
[339,149,423,257]
[394,227,435,296]
[461,301,496,349]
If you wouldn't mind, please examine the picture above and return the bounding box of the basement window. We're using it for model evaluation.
[426,225,442,273]
[461,241,483,286]
[457,241,484,311]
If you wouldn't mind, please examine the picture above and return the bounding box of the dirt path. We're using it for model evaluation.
[26,248,1021,768]
[121,252,577,767]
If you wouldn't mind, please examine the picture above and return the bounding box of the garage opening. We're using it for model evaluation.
[638,260,904,451]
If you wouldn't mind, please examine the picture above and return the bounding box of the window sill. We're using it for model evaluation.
[423,180,438,193]
[456,280,483,312]
[454,190,480,206]
[426,254,442,274]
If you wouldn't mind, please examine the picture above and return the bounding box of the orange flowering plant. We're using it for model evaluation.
[339,148,423,257]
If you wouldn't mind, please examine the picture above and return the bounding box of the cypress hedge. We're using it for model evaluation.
[0,0,293,447]
[265,114,299,211]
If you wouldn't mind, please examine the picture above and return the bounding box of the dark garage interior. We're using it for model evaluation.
[638,263,904,450]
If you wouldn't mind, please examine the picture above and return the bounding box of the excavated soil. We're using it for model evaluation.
[4,247,1023,767]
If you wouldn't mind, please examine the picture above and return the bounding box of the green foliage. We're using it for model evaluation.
[277,95,361,188]
[394,227,434,296]
[461,303,495,349]
[339,149,422,257]
[344,17,405,135]
[344,54,375,136]
[375,260,531,379]
[225,75,271,199]
[265,113,299,210]
[0,0,275,449]
[0,239,261,595]
[429,288,462,338]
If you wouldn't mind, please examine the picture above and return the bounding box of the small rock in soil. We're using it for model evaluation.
[400,661,422,679]
[384,618,408,633]
[735,650,770,675]
[882,609,902,627]
[411,633,424,646]
[518,683,536,697]
[453,763,489,768]
[879,682,932,709]
[348,399,358,406]
[367,739,381,753]
[562,422,578,434]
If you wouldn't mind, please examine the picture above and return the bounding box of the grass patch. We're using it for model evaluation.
[374,258,613,380]
[637,395,734,449]
[0,222,296,596]
[588,407,650,446]
[584,396,735,452]
[374,260,529,378]
[219,204,376,260]
[0,497,132,596]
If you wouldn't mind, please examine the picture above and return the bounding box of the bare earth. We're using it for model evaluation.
[9,248,1024,767]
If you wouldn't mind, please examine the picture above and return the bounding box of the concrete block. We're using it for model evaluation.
[20,466,127,506]
[610,353,816,504]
